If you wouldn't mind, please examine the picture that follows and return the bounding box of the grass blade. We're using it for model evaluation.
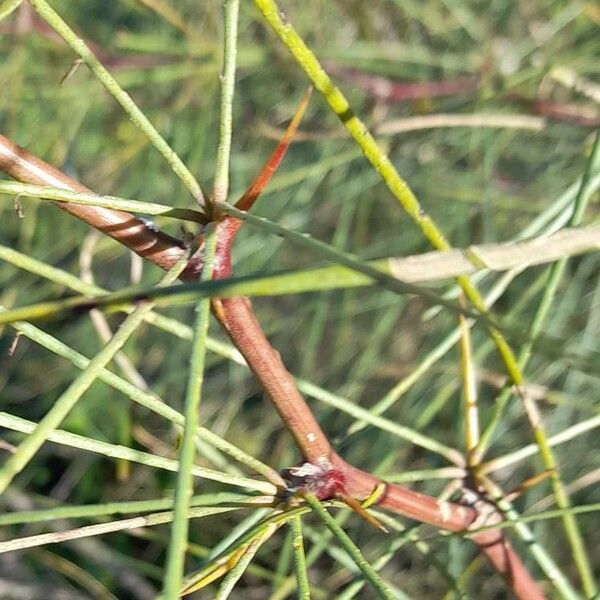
[162,226,218,598]
[290,516,311,599]
[302,493,394,600]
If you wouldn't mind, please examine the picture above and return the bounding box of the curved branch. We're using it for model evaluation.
[0,134,202,279]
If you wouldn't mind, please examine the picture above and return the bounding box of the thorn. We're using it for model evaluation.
[339,494,389,533]
[235,87,313,212]
[0,439,17,454]
[506,469,555,502]
[60,58,84,85]
[8,332,22,356]
[211,298,229,330]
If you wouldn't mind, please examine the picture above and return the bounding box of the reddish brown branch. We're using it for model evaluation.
[0,134,546,599]
[0,134,203,279]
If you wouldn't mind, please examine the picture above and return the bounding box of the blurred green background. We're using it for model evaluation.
[0,1,598,598]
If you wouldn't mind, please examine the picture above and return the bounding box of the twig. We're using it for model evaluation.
[0,134,201,278]
[212,0,240,207]
[162,226,218,598]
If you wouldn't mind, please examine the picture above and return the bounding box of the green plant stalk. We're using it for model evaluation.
[0,506,239,555]
[527,133,600,596]
[290,516,311,600]
[481,414,600,475]
[252,0,524,387]
[215,524,277,599]
[0,0,23,21]
[213,0,240,205]
[0,181,203,222]
[180,518,283,596]
[205,508,271,568]
[0,411,275,493]
[0,492,258,526]
[459,309,480,468]
[162,227,218,599]
[302,493,393,600]
[272,528,294,595]
[385,467,465,483]
[28,0,206,207]
[424,169,600,322]
[477,130,600,598]
[348,266,517,437]
[135,0,191,35]
[2,255,599,378]
[296,379,462,464]
[34,550,115,600]
[466,503,600,535]
[0,252,191,495]
[480,130,600,456]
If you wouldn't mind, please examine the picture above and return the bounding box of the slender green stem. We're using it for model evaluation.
[481,414,600,475]
[163,7,242,593]
[162,226,217,599]
[296,378,462,464]
[290,516,311,600]
[480,131,600,456]
[28,0,206,207]
[347,267,518,437]
[1,221,599,326]
[0,0,23,21]
[0,181,203,222]
[213,0,240,205]
[215,524,277,599]
[0,492,257,526]
[0,252,190,495]
[467,503,600,534]
[459,308,480,468]
[302,493,393,600]
[0,506,240,554]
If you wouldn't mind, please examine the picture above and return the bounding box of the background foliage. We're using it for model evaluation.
[0,1,598,598]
